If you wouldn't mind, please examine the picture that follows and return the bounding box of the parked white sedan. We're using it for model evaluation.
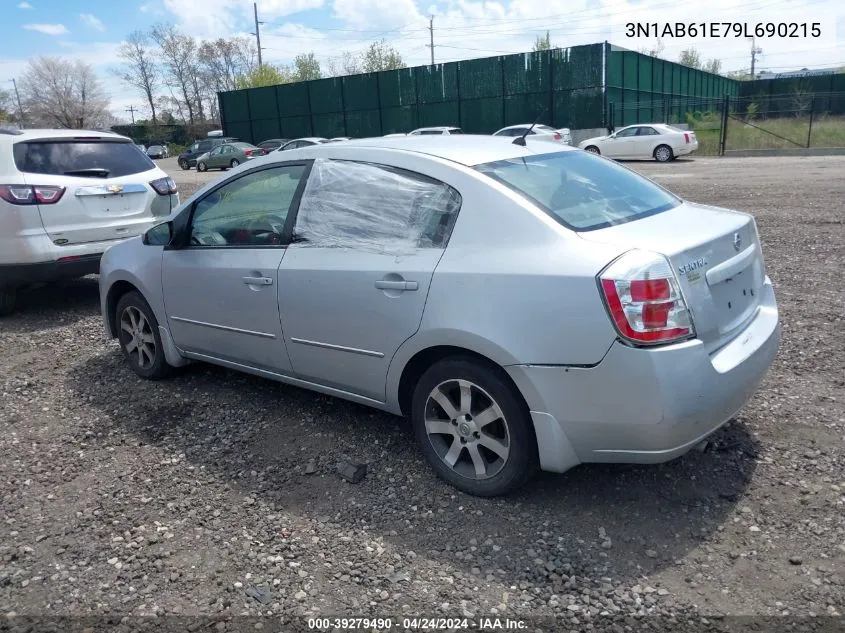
[493,124,572,146]
[579,124,698,162]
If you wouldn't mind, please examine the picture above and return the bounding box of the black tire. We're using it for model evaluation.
[584,145,600,155]
[411,356,538,497]
[179,159,190,170]
[654,144,673,162]
[115,291,173,380]
[197,161,208,172]
[0,286,17,317]
[230,159,240,168]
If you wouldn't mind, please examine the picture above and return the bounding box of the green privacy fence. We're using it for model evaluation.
[605,45,739,127]
[220,44,606,143]
[219,42,755,142]
[739,73,845,116]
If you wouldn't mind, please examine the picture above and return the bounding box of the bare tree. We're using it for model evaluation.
[361,40,404,73]
[678,48,702,69]
[0,88,13,122]
[116,30,160,126]
[703,58,722,75]
[198,37,256,92]
[533,31,552,52]
[151,23,202,124]
[639,37,664,58]
[18,56,110,128]
[326,51,362,77]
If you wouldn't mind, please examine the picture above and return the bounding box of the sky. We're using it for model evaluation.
[1,0,843,122]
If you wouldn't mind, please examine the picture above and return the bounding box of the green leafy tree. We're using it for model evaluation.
[361,40,404,72]
[533,31,552,52]
[678,48,702,69]
[235,64,291,89]
[292,53,321,81]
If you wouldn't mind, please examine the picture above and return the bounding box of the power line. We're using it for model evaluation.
[125,105,137,125]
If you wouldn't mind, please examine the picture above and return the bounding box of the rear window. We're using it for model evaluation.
[13,140,156,178]
[475,151,681,232]
[232,142,255,149]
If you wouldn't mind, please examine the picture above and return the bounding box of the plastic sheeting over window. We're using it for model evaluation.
[294,159,461,253]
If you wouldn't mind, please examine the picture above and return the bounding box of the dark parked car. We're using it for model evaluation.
[257,138,289,152]
[178,137,238,170]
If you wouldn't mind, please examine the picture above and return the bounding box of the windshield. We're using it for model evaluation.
[475,151,681,231]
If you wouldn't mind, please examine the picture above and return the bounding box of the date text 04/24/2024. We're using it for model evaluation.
[625,22,821,38]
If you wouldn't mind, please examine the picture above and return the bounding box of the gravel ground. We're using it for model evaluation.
[1,156,844,632]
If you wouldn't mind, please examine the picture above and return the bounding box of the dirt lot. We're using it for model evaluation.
[1,156,844,631]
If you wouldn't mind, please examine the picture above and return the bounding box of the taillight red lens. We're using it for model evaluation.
[554,133,561,140]
[0,184,65,205]
[149,177,177,196]
[599,251,694,346]
[684,133,690,143]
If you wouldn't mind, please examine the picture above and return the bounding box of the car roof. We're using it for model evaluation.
[498,123,556,131]
[412,126,461,132]
[0,128,129,144]
[290,134,578,166]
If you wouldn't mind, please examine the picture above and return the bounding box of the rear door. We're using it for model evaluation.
[13,136,169,245]
[277,159,461,401]
[634,126,661,156]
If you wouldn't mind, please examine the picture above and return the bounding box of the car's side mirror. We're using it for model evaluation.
[143,221,173,246]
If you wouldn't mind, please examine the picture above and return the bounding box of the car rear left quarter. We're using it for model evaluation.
[0,129,179,315]
[98,136,778,497]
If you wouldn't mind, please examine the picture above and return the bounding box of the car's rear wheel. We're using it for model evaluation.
[411,356,538,497]
[0,287,17,316]
[115,291,173,380]
[584,145,600,155]
[654,144,673,162]
[178,159,190,170]
[197,161,208,172]
[230,159,240,168]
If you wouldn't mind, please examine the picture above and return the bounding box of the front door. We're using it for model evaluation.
[162,163,310,373]
[278,159,461,401]
[605,126,639,158]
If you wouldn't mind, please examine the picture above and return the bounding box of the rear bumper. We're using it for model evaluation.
[0,254,102,287]
[507,278,779,471]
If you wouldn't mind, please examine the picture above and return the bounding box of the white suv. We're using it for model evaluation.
[0,128,179,315]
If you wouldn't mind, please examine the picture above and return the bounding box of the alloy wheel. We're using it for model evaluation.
[655,146,672,162]
[424,379,510,480]
[119,306,157,370]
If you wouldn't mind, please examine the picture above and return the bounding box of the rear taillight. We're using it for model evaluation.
[598,250,694,346]
[554,133,562,140]
[684,133,690,143]
[0,184,65,205]
[149,176,177,196]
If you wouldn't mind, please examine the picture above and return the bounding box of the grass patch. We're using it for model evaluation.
[690,114,845,155]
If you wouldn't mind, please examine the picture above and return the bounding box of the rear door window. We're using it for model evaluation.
[13,139,156,178]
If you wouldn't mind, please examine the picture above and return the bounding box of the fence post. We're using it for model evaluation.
[806,95,815,148]
[719,94,729,156]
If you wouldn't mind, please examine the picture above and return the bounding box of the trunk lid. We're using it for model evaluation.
[14,137,163,246]
[581,201,766,346]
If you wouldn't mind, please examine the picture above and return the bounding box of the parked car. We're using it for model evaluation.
[196,142,264,172]
[579,124,698,162]
[326,137,352,143]
[408,126,463,135]
[493,123,572,145]
[146,144,169,159]
[0,128,178,315]
[257,138,289,152]
[383,133,407,137]
[178,137,238,170]
[99,136,779,497]
[278,137,328,151]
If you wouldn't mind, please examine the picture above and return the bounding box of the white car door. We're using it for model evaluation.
[604,126,639,158]
[634,126,662,157]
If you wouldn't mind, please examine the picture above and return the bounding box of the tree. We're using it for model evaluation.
[725,69,753,80]
[0,88,13,122]
[533,31,552,52]
[361,40,404,73]
[151,23,204,124]
[292,52,321,81]
[639,37,664,58]
[235,64,291,89]
[326,51,363,77]
[678,48,702,69]
[703,58,722,74]
[116,30,160,126]
[198,37,256,93]
[18,57,110,128]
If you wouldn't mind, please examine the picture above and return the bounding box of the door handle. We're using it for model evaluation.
[243,276,273,286]
[375,280,418,291]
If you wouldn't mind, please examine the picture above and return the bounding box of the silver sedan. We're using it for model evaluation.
[98,135,780,497]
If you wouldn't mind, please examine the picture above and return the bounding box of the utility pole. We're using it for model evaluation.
[748,36,762,79]
[10,78,24,128]
[125,105,136,125]
[426,16,435,65]
[253,2,264,67]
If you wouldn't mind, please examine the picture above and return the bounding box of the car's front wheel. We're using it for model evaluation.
[584,145,600,155]
[197,161,208,172]
[178,159,190,170]
[115,291,173,380]
[411,356,538,497]
[654,144,674,162]
[0,286,17,316]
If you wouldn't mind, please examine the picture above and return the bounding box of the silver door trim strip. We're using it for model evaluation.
[170,316,276,339]
[290,337,384,358]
